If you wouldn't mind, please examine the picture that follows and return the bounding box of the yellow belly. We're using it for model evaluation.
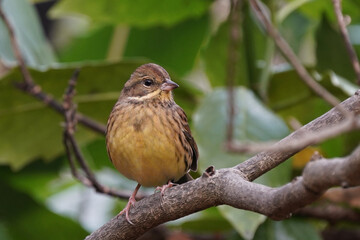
[107,106,186,187]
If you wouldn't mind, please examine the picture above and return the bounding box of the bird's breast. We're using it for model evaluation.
[106,102,187,187]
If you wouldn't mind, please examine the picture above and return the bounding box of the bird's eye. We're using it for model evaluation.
[143,79,153,87]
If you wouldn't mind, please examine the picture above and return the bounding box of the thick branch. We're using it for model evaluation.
[235,91,360,181]
[86,145,360,240]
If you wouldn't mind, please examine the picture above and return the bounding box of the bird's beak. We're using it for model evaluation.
[161,79,179,91]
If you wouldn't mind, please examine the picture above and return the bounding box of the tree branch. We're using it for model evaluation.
[86,144,360,240]
[235,90,360,181]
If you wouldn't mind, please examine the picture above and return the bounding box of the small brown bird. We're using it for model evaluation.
[106,63,198,224]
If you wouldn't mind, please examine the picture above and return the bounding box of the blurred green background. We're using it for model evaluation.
[0,0,359,239]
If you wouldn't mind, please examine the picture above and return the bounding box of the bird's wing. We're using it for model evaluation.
[175,105,199,171]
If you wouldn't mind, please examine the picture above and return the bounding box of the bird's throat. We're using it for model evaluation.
[127,89,173,102]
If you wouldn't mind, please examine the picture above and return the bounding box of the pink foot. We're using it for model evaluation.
[155,181,177,196]
[118,183,141,225]
[117,196,136,225]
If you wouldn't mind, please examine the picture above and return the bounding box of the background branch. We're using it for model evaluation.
[0,5,106,135]
[249,0,345,111]
[225,0,241,143]
[332,0,360,85]
[227,113,359,154]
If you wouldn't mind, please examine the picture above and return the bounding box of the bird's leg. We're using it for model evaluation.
[155,180,177,196]
[118,183,141,225]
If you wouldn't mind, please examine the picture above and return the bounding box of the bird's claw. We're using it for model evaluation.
[117,183,141,225]
[155,181,177,197]
[117,197,136,225]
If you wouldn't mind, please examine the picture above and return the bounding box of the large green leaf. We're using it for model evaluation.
[59,25,115,62]
[193,87,290,239]
[124,14,209,77]
[50,0,212,28]
[0,60,197,170]
[0,0,56,67]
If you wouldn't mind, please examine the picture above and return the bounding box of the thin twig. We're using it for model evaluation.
[227,114,360,154]
[226,0,241,143]
[249,0,350,116]
[332,0,360,85]
[63,132,93,187]
[0,4,106,134]
[0,5,34,86]
[62,70,143,200]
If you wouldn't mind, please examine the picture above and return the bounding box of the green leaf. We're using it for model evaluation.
[0,60,197,170]
[299,0,360,24]
[218,206,266,240]
[124,14,209,77]
[276,0,313,23]
[59,25,114,62]
[50,0,212,28]
[202,7,269,90]
[315,15,356,81]
[0,157,66,202]
[168,207,233,232]
[254,218,321,240]
[201,21,230,87]
[280,11,312,55]
[0,0,56,67]
[0,180,88,240]
[193,87,290,239]
[194,87,289,170]
[202,20,250,87]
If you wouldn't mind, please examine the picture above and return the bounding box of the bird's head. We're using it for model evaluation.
[120,63,179,102]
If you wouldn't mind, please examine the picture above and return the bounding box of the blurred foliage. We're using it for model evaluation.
[50,0,212,27]
[0,0,360,239]
[0,0,56,67]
